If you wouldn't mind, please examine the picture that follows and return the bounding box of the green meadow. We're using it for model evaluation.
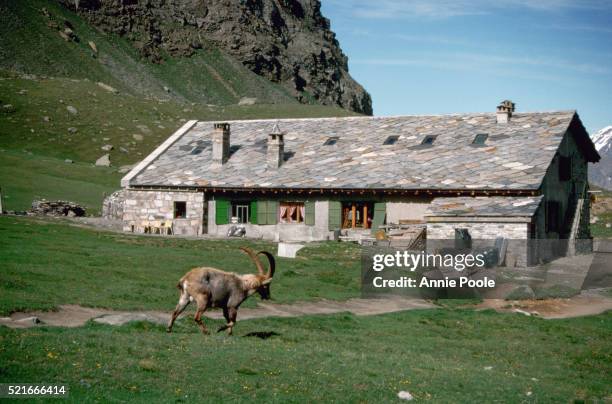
[0,216,610,402]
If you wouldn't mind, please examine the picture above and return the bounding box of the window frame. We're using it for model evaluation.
[231,202,250,224]
[173,201,187,219]
[279,201,305,224]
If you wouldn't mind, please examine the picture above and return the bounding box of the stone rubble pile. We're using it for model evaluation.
[30,199,86,217]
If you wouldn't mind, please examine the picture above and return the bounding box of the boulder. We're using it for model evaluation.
[132,133,143,141]
[67,127,78,134]
[95,154,111,166]
[238,97,257,106]
[96,82,118,93]
[58,31,71,41]
[88,41,98,53]
[1,104,15,113]
[101,144,113,151]
[66,105,78,115]
[118,165,134,173]
[136,124,151,134]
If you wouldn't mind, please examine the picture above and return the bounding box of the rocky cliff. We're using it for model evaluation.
[59,0,372,114]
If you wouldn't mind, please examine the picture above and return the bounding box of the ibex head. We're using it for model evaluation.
[240,247,276,300]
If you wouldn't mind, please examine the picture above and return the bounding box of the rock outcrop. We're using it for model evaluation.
[59,0,372,114]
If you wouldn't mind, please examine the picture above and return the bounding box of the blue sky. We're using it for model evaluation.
[321,0,612,133]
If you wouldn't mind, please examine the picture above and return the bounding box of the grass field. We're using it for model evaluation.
[591,189,612,238]
[0,73,355,213]
[0,218,610,402]
[0,308,609,402]
[0,216,361,315]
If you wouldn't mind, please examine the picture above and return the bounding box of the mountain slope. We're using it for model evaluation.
[0,71,356,212]
[0,0,372,114]
[589,126,612,190]
[60,0,372,114]
[0,0,301,106]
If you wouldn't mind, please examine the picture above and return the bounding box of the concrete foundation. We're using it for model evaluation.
[277,242,306,258]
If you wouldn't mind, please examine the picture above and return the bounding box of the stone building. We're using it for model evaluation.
[118,101,600,265]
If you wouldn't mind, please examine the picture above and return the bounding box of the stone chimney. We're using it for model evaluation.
[212,123,230,165]
[496,100,515,124]
[267,122,284,169]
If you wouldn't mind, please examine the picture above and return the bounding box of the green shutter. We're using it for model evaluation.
[257,200,268,225]
[215,199,229,225]
[305,201,315,226]
[328,201,341,231]
[371,202,386,233]
[249,200,258,224]
[266,201,278,225]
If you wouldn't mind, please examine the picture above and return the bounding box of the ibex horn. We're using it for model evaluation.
[257,251,275,279]
[240,247,265,276]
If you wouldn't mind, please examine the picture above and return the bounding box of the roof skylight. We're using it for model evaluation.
[421,135,437,145]
[383,135,399,145]
[473,133,488,145]
[324,136,339,146]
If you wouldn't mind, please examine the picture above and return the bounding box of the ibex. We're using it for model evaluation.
[166,247,275,335]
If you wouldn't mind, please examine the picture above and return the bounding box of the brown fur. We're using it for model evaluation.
[166,248,275,336]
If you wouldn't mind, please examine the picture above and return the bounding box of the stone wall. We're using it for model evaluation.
[426,221,530,267]
[427,221,529,239]
[102,190,125,220]
[386,200,431,223]
[122,189,204,236]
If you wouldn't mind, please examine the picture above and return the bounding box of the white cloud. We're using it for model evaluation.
[327,0,611,19]
[351,51,611,80]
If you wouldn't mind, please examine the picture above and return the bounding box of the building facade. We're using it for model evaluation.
[115,101,600,265]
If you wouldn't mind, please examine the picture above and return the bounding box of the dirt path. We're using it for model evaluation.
[1,292,610,329]
[0,297,436,329]
[475,291,612,319]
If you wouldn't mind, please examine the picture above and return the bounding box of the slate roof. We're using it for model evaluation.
[425,196,543,217]
[126,111,585,190]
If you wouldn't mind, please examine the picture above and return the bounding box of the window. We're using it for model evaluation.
[279,202,305,223]
[421,135,437,145]
[174,201,187,219]
[341,202,373,229]
[324,136,339,146]
[383,135,399,145]
[472,133,488,145]
[559,155,572,181]
[231,202,250,223]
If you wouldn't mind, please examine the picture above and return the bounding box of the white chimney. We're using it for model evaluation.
[496,100,515,124]
[212,123,230,165]
[267,122,284,169]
